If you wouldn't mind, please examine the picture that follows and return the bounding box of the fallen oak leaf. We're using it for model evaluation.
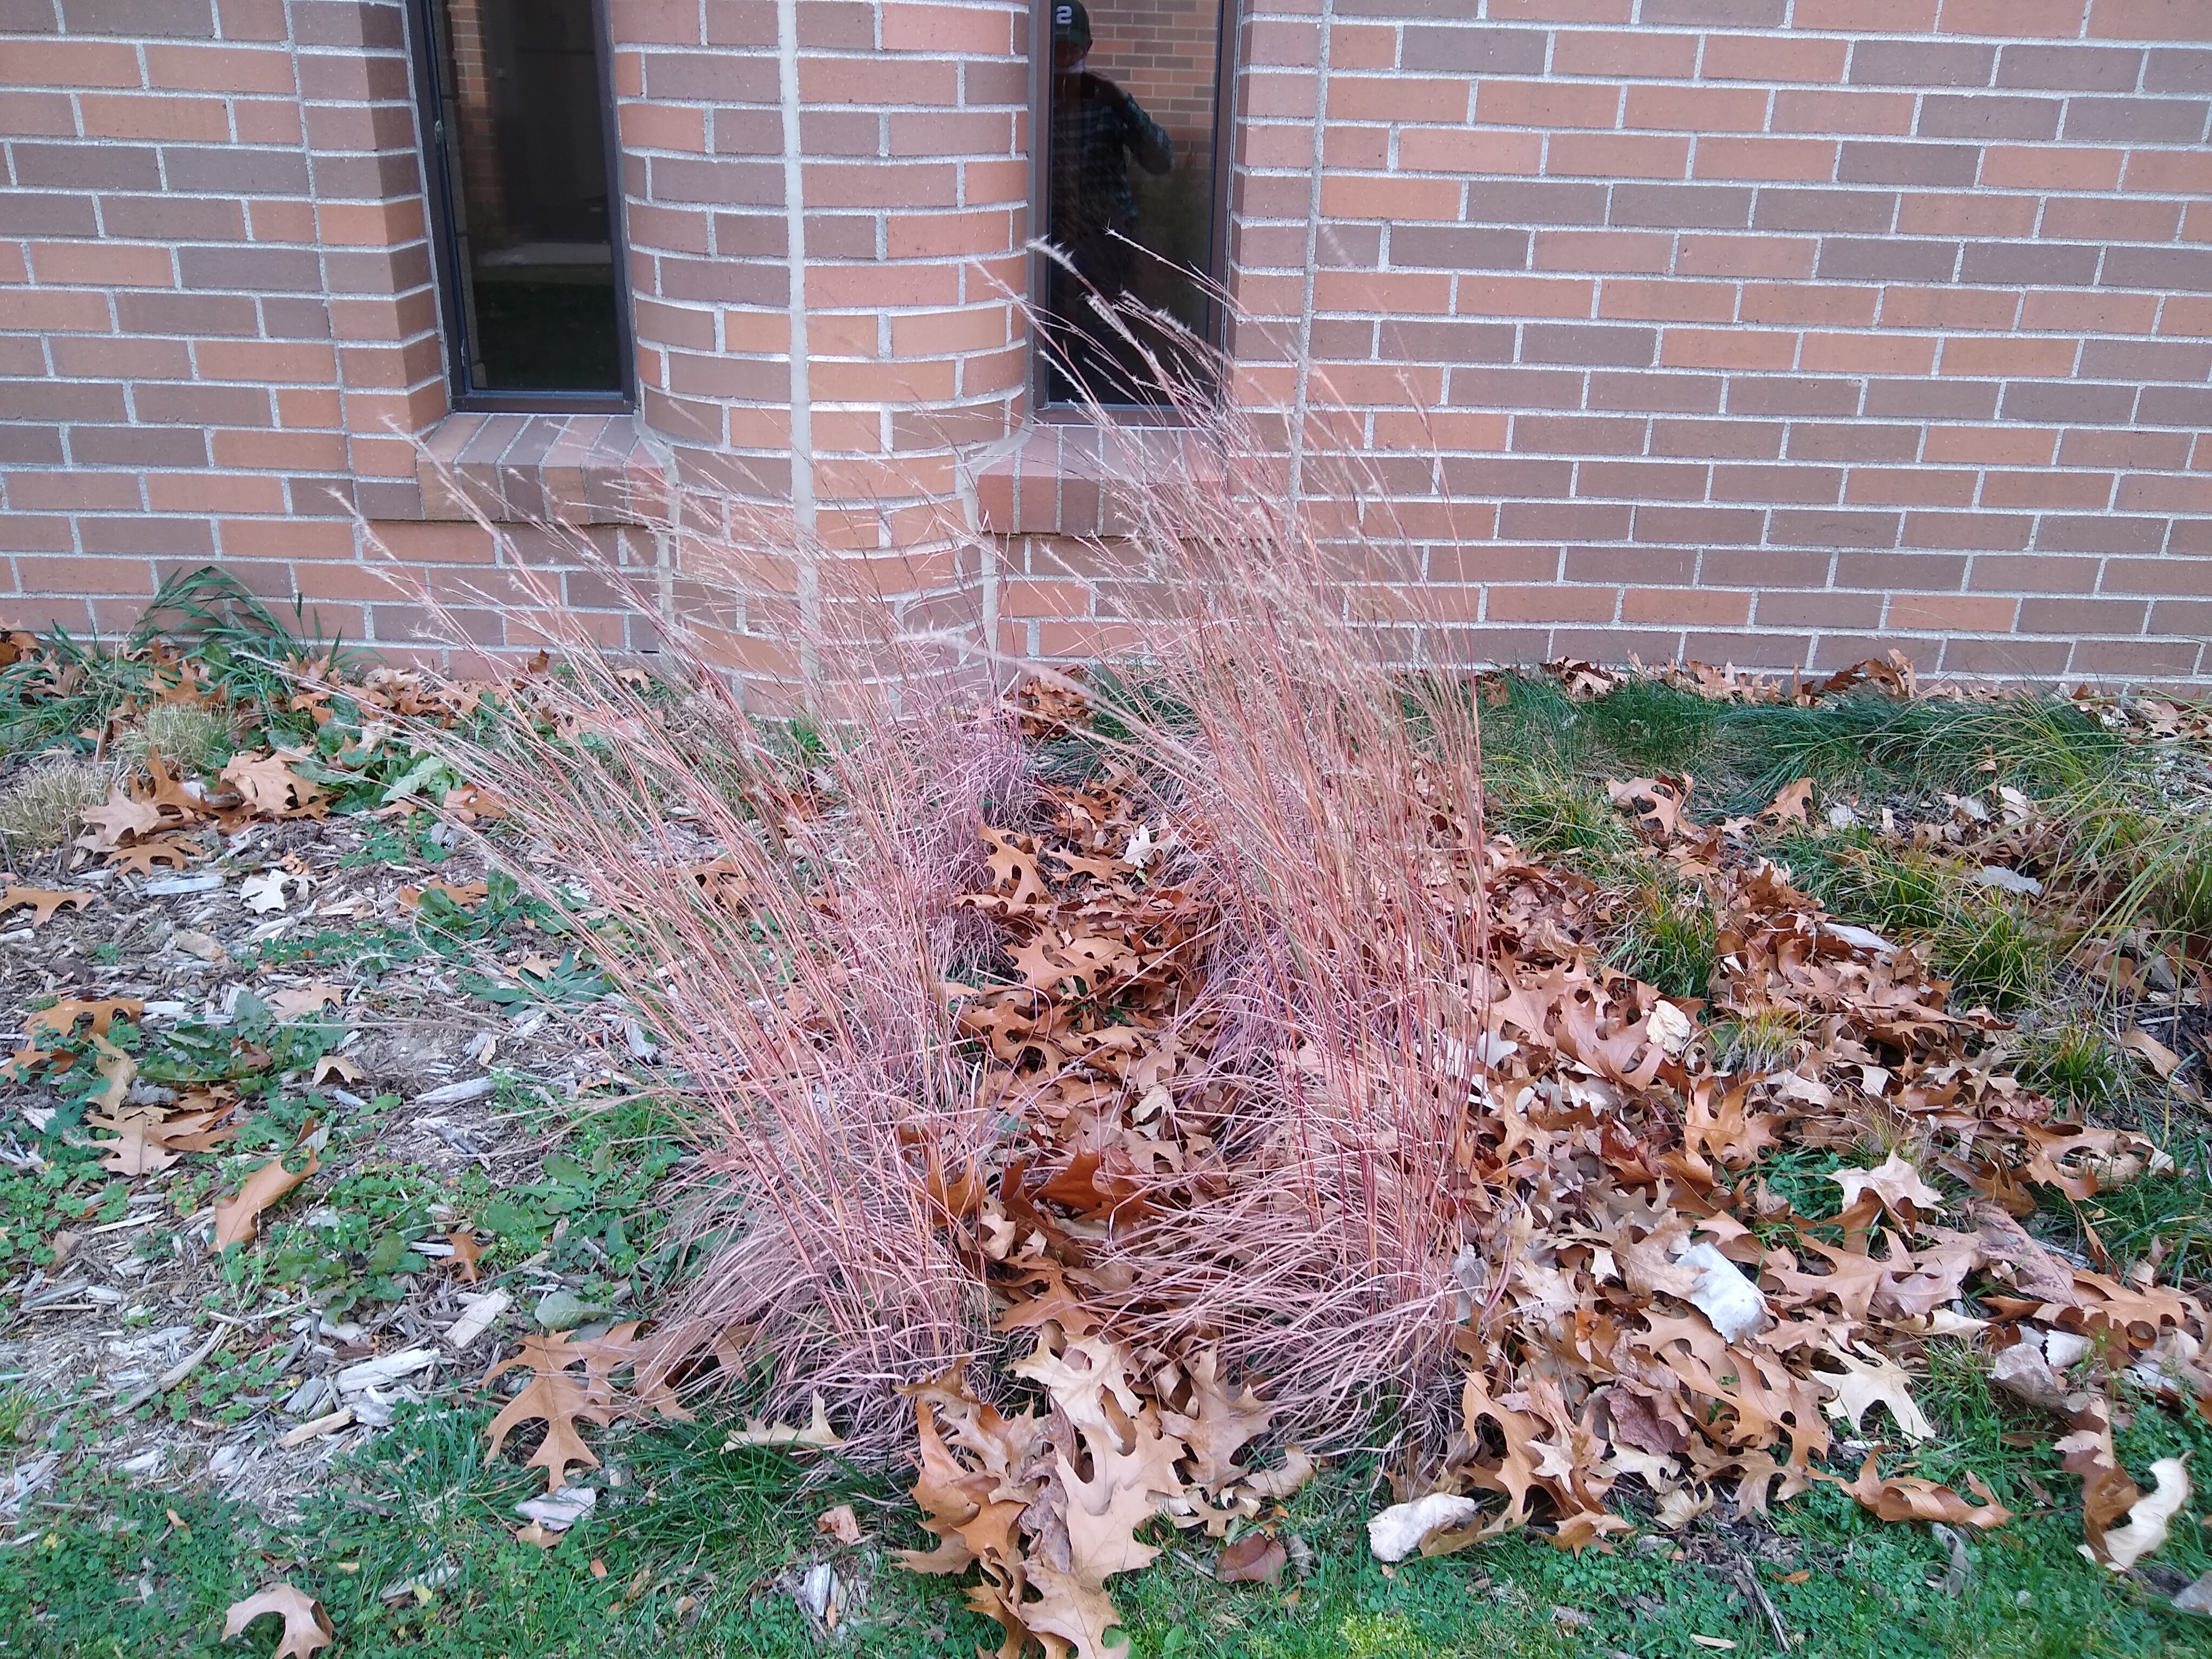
[1606,774,1695,840]
[2120,1029,2184,1082]
[212,1143,319,1250]
[77,784,161,848]
[1831,1151,1946,1223]
[2059,1393,2141,1559]
[88,1033,136,1112]
[220,1582,334,1659]
[1240,1446,1318,1500]
[1816,1453,2011,1529]
[0,886,90,926]
[240,869,301,914]
[86,1102,233,1176]
[266,981,344,1021]
[26,996,140,1041]
[817,1503,863,1546]
[446,1229,485,1283]
[220,751,325,817]
[107,834,199,875]
[397,879,490,911]
[311,1053,365,1087]
[484,1331,617,1492]
[1762,777,1815,826]
[1818,1339,1936,1442]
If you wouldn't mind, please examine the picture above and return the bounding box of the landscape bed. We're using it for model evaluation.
[1,568,2210,1658]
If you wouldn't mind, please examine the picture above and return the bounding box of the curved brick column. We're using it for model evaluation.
[613,0,1029,664]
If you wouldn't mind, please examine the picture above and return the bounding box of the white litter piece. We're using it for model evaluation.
[516,1485,598,1532]
[442,1290,512,1352]
[279,1408,354,1448]
[0,1453,59,1519]
[1367,1493,1482,1562]
[239,869,301,914]
[143,874,224,896]
[1971,866,2044,896]
[1677,1242,1769,1343]
[336,1347,439,1395]
[794,1562,841,1627]
[1645,1000,1695,1055]
[415,1076,494,1107]
[1820,921,1898,955]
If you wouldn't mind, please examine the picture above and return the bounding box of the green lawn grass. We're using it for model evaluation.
[10,1370,2212,1658]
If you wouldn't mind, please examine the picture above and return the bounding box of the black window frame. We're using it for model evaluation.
[405,0,637,414]
[1028,0,1242,417]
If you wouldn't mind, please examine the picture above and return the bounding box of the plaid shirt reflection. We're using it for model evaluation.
[1050,71,1173,256]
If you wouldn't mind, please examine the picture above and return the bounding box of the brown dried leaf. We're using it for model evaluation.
[220,1583,334,1659]
[1830,1151,1945,1223]
[24,1000,140,1040]
[78,785,161,848]
[2121,1029,2184,1081]
[1762,777,1815,825]
[446,1229,485,1284]
[1217,1532,1287,1585]
[107,834,199,875]
[2090,1457,2191,1571]
[266,981,344,1021]
[397,879,490,911]
[220,751,324,817]
[2059,1393,2140,1560]
[1820,1453,2011,1529]
[1161,1346,1275,1494]
[0,886,90,926]
[817,1503,863,1546]
[87,1033,135,1112]
[212,1145,317,1250]
[1606,775,1695,841]
[485,1331,616,1492]
[720,1394,844,1452]
[1818,1340,1936,1442]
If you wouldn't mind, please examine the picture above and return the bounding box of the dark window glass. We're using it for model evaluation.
[1040,0,1232,407]
[416,0,628,402]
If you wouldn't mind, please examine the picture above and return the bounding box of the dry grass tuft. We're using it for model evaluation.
[0,754,112,852]
[112,702,233,774]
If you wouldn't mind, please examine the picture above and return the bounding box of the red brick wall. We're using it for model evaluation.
[1212,0,2212,680]
[2,0,2209,683]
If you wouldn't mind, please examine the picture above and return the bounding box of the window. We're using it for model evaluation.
[412,0,631,407]
[1035,0,1235,409]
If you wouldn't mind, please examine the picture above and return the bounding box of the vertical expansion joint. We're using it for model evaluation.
[774,0,820,676]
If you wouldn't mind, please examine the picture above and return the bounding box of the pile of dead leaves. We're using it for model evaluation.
[467,676,2212,1658]
[910,753,2207,1645]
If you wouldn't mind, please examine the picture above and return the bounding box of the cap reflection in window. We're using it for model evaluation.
[1042,0,1225,407]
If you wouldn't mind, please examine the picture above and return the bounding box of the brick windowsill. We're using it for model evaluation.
[974,420,1222,538]
[417,412,665,527]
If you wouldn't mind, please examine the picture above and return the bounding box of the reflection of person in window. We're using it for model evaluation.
[1047,0,1173,400]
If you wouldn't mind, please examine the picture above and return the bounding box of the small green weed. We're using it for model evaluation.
[2015,1020,2130,1114]
[1606,873,1718,1001]
[1488,768,1636,858]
